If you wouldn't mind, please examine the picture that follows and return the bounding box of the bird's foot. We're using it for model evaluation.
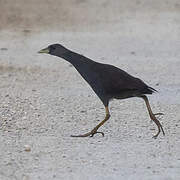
[152,132,160,139]
[71,128,104,137]
[152,128,165,139]
[150,112,164,123]
[150,113,165,138]
[152,127,165,139]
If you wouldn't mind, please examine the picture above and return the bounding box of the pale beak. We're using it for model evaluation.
[38,47,49,54]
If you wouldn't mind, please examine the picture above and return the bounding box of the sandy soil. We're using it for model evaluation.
[0,1,180,180]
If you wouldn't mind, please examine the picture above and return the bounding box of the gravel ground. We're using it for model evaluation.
[0,31,180,180]
[0,1,180,180]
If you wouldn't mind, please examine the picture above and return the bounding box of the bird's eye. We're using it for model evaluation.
[50,46,56,51]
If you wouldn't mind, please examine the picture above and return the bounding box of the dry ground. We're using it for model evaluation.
[0,1,180,180]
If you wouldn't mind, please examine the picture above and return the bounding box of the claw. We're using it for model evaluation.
[152,132,159,139]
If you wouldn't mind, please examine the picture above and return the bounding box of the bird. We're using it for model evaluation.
[38,44,165,138]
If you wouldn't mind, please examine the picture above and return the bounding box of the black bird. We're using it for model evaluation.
[38,44,165,138]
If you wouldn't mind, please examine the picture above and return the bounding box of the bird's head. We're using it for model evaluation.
[38,44,68,56]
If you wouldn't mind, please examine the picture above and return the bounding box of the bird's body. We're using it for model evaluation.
[57,50,155,106]
[39,44,165,138]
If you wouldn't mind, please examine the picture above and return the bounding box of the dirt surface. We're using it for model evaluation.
[0,1,180,180]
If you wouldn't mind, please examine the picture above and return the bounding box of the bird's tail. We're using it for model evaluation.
[146,86,158,94]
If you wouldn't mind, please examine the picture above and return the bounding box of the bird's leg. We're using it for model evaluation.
[71,106,110,137]
[141,95,165,138]
[149,112,164,123]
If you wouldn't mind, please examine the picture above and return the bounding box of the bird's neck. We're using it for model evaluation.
[59,50,94,67]
[60,50,80,63]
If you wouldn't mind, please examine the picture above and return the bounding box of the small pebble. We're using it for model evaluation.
[24,145,31,152]
[1,48,8,51]
[23,29,31,33]
[155,83,160,86]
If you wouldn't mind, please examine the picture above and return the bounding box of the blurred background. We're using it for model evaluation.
[1,0,180,33]
[1,0,180,71]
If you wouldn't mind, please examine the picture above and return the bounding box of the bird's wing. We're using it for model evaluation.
[93,63,151,96]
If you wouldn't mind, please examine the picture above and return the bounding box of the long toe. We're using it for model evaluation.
[71,130,105,138]
[90,131,104,137]
[154,112,164,116]
[150,113,164,123]
[71,132,92,137]
[152,129,161,139]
